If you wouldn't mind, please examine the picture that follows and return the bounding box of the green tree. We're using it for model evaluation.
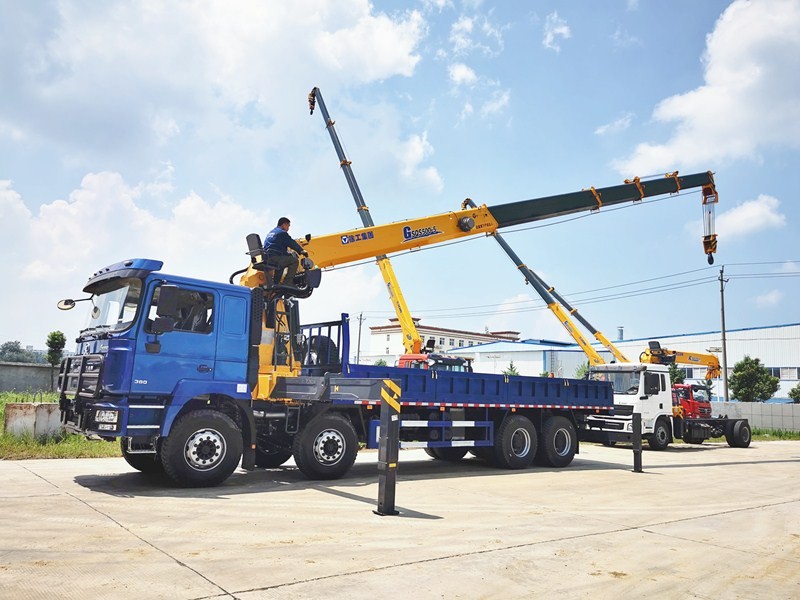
[46,331,67,391]
[668,363,685,385]
[0,341,39,363]
[503,360,520,376]
[789,383,800,404]
[374,358,387,366]
[728,356,779,402]
[575,361,589,379]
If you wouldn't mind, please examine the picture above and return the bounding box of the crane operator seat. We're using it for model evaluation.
[245,233,284,287]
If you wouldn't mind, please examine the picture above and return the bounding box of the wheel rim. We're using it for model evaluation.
[184,428,227,471]
[656,424,668,443]
[313,428,346,465]
[741,427,751,444]
[510,427,532,458]
[553,428,572,457]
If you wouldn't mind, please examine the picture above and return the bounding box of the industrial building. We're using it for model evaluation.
[365,321,800,401]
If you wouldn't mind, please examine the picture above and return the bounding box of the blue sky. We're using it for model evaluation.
[1,0,798,351]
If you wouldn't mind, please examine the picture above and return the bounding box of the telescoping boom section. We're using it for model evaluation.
[241,171,717,289]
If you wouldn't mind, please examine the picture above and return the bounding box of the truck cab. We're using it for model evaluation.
[58,259,255,448]
[584,362,674,450]
[672,383,712,419]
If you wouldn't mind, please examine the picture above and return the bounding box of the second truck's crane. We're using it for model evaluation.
[308,87,424,355]
[639,340,722,379]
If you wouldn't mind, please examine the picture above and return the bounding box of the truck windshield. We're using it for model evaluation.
[82,277,143,336]
[589,370,640,395]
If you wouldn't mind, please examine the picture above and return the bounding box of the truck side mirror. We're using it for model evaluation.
[156,285,180,318]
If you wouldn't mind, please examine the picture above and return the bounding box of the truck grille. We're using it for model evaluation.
[613,404,634,416]
[58,354,104,398]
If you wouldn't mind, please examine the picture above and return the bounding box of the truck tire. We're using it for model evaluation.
[730,420,752,448]
[724,420,736,446]
[493,414,537,469]
[120,439,163,474]
[535,416,577,468]
[255,446,293,468]
[429,447,468,462]
[293,413,358,480]
[647,418,671,451]
[160,410,243,487]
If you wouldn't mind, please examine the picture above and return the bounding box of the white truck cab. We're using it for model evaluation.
[585,363,674,450]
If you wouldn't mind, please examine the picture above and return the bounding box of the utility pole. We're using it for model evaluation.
[356,312,365,364]
[719,266,729,401]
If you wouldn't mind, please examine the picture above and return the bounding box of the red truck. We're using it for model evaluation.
[671,383,751,447]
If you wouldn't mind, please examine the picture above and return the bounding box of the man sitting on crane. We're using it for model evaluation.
[263,217,308,284]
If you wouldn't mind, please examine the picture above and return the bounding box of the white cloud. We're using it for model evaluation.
[611,26,641,49]
[459,102,475,122]
[422,0,454,13]
[397,132,444,192]
[450,16,475,55]
[755,289,783,308]
[595,113,634,136]
[448,13,505,57]
[0,1,428,156]
[315,10,425,81]
[542,11,571,53]
[449,62,478,86]
[616,0,800,174]
[684,193,785,242]
[716,194,786,239]
[480,89,510,117]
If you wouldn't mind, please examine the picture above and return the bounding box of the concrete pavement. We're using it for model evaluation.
[1,441,799,599]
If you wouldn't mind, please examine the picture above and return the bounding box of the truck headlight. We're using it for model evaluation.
[95,410,119,424]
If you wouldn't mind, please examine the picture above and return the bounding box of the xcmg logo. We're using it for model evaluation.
[340,231,375,245]
[402,225,442,242]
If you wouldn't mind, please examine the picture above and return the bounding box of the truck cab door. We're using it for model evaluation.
[131,284,217,395]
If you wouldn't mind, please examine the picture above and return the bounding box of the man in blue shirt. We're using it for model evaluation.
[263,217,308,284]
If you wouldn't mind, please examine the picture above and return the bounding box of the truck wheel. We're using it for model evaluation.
[120,439,163,474]
[647,418,671,451]
[731,420,752,448]
[430,447,468,462]
[493,414,537,469]
[255,446,293,468]
[724,420,737,446]
[293,413,357,480]
[535,416,577,468]
[160,410,243,487]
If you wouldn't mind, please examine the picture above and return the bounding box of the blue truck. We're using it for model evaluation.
[58,258,615,486]
[58,172,718,487]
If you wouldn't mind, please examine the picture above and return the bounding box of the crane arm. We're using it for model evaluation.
[300,171,717,268]
[639,341,721,380]
[240,172,717,292]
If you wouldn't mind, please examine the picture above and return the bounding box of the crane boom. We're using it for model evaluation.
[240,171,718,293]
[304,171,715,266]
[640,341,721,380]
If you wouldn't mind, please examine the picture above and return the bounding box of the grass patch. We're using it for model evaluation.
[751,428,800,441]
[0,391,121,460]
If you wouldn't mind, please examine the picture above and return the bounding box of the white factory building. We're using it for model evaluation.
[363,320,800,402]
